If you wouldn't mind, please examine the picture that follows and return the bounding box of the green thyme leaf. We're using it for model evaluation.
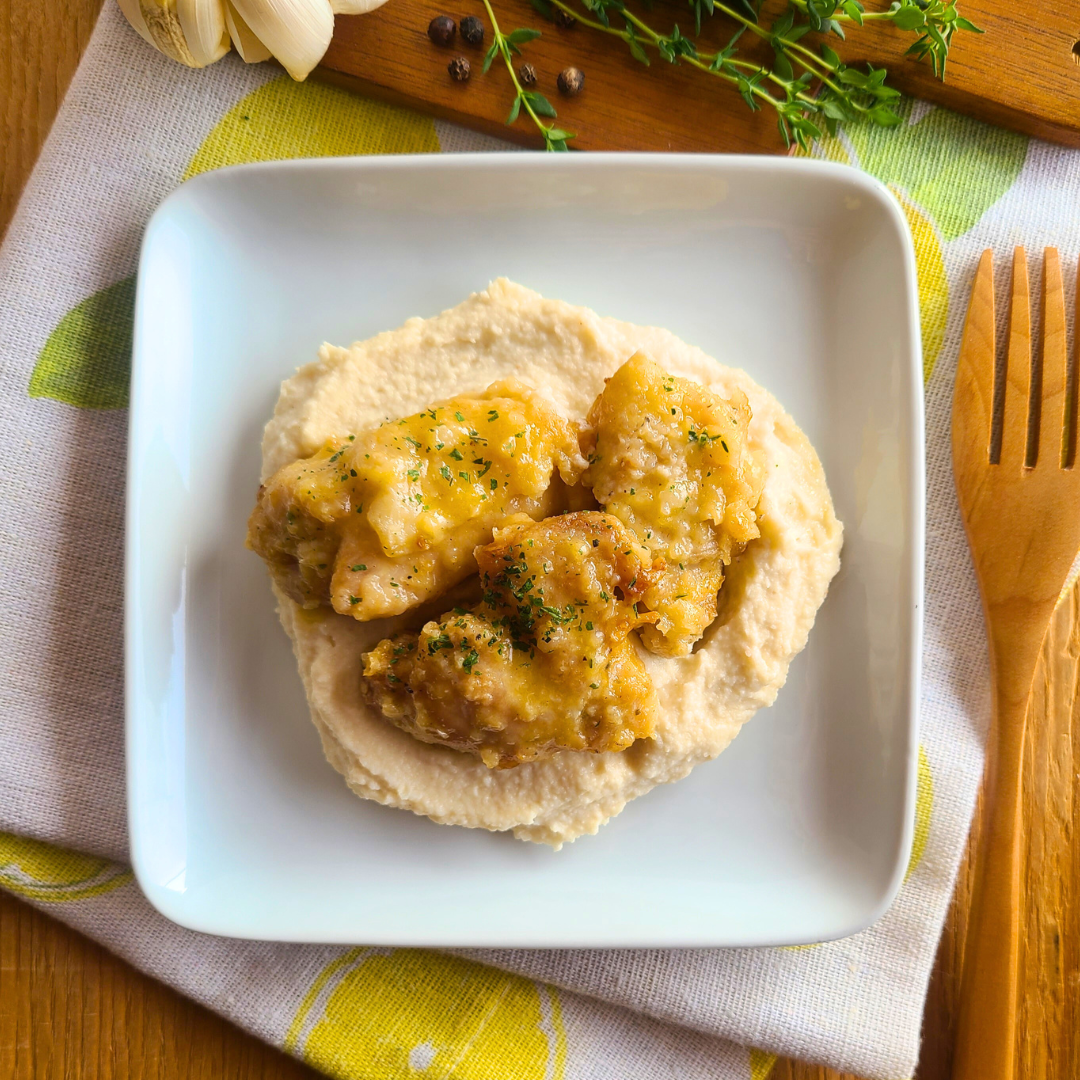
[525,91,558,118]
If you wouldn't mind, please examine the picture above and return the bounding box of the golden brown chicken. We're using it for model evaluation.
[361,511,662,768]
[583,352,763,657]
[247,381,585,620]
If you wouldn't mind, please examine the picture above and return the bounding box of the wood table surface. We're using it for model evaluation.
[2,3,1079,1078]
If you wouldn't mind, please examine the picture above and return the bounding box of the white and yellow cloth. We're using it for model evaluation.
[1,5,1077,1078]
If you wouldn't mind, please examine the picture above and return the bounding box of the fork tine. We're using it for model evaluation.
[1041,248,1067,468]
[952,249,995,469]
[1001,247,1031,469]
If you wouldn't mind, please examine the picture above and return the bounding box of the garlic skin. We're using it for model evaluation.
[231,0,333,80]
[116,0,155,46]
[116,0,388,79]
[177,0,231,66]
[224,0,272,62]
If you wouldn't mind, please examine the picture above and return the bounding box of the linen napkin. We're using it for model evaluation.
[2,5,1078,1078]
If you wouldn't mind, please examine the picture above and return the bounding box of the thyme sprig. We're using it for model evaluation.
[479,0,575,149]
[524,0,980,150]
[786,0,982,78]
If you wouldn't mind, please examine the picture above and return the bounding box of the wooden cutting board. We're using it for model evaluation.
[318,0,1080,153]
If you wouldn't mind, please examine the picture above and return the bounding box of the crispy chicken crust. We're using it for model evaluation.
[583,352,764,656]
[361,511,662,768]
[247,381,584,621]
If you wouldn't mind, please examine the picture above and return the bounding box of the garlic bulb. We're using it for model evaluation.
[116,0,387,80]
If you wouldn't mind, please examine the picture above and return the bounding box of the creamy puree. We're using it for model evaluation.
[263,279,843,848]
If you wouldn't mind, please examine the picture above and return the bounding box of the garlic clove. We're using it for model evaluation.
[116,0,157,46]
[224,0,272,62]
[177,0,231,66]
[230,0,334,80]
[330,0,389,13]
[136,0,201,66]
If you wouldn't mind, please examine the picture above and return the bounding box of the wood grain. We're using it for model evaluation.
[319,0,1080,153]
[0,890,320,1080]
[917,586,1080,1080]
[0,0,103,241]
[319,0,789,152]
[1,4,1080,1080]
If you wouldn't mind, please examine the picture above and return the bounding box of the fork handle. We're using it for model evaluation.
[951,690,1028,1080]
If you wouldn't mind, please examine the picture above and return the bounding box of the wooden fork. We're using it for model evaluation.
[951,247,1080,1079]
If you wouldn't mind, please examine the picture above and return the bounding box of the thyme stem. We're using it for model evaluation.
[514,0,979,149]
[480,0,574,149]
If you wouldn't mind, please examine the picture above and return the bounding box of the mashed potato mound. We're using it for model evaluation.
[261,279,842,848]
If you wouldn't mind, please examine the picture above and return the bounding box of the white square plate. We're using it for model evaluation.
[127,154,923,947]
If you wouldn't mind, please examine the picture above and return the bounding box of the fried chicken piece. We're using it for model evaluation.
[583,352,763,657]
[247,381,585,620]
[361,511,662,769]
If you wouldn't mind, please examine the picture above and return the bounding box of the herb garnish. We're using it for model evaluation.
[518,0,978,150]
[479,0,575,150]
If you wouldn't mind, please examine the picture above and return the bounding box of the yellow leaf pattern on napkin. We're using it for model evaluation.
[843,100,1027,243]
[286,948,566,1080]
[29,275,135,409]
[0,832,132,902]
[183,76,438,180]
[889,187,948,382]
[905,745,935,881]
[29,77,439,410]
[800,101,1028,383]
[749,1048,777,1080]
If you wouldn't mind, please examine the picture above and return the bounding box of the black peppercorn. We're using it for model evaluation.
[518,62,537,86]
[557,66,584,96]
[448,55,471,81]
[459,15,484,46]
[555,8,576,27]
[427,15,456,45]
